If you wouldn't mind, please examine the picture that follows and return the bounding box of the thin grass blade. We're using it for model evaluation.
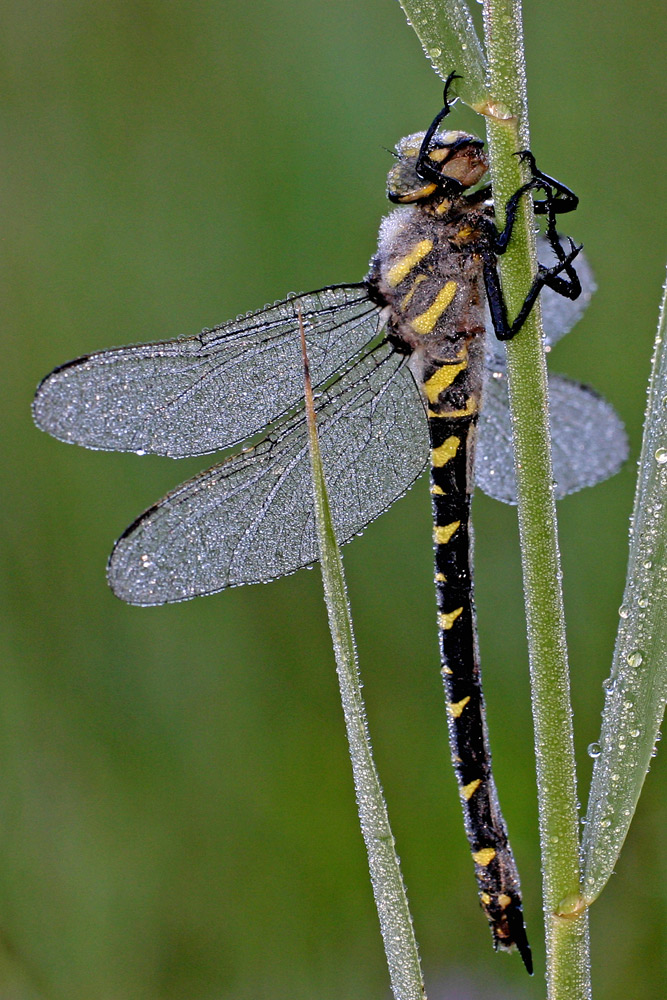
[582,268,667,902]
[395,0,487,106]
[298,312,426,1000]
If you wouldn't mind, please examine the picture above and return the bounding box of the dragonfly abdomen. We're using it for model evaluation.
[424,352,533,973]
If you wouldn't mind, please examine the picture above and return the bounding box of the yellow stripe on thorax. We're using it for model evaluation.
[434,198,452,216]
[423,359,467,403]
[431,435,460,467]
[410,281,458,335]
[400,274,427,309]
[386,239,433,287]
[433,521,460,545]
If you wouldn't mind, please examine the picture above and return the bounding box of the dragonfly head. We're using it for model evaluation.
[387,130,488,206]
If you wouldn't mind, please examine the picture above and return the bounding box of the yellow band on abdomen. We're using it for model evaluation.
[423,360,467,403]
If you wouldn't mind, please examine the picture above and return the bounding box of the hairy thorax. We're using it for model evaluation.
[367,203,488,405]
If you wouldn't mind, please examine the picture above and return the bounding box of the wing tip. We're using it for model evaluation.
[33,355,102,444]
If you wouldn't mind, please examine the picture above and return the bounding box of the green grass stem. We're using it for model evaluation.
[479,2,591,996]
[479,1,591,995]
[299,313,426,1000]
[582,268,667,901]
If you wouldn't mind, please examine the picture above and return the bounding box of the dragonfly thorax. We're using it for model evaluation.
[368,201,488,360]
[387,129,488,210]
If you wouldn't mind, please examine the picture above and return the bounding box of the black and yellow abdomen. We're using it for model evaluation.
[426,351,531,969]
[368,208,532,970]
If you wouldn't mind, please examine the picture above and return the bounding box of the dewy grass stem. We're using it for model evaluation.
[480,1,591,997]
[298,309,426,1000]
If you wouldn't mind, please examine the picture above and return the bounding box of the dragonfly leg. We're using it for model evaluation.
[494,150,579,254]
[415,71,466,187]
[483,238,582,341]
[516,149,579,218]
[481,145,583,341]
[464,183,493,207]
[539,202,582,301]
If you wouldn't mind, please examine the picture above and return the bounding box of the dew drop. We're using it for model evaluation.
[428,46,442,58]
[587,742,601,759]
[629,729,640,738]
[655,447,667,465]
[637,594,649,608]
[626,650,644,668]
[618,604,630,619]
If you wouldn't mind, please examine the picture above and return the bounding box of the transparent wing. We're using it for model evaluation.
[33,284,383,459]
[476,371,628,504]
[109,344,428,605]
[484,235,596,370]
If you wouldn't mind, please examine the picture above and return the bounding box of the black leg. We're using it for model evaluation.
[483,258,513,340]
[539,238,582,300]
[464,183,493,207]
[493,151,579,254]
[481,145,582,340]
[483,240,582,341]
[493,179,540,253]
[415,71,461,184]
[538,186,582,300]
[516,150,579,217]
[539,195,582,300]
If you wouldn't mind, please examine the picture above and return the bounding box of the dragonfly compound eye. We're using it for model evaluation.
[427,133,488,189]
[387,129,488,204]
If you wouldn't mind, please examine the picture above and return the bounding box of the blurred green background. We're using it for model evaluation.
[2,1,665,998]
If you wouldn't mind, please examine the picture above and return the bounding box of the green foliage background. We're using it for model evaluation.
[2,2,665,997]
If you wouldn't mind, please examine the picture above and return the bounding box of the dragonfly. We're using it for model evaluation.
[33,76,627,973]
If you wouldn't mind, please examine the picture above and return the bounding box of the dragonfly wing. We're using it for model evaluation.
[476,371,628,504]
[108,344,428,604]
[33,284,383,458]
[484,236,596,370]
